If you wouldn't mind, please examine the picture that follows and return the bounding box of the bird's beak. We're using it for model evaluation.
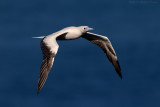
[87,27,94,31]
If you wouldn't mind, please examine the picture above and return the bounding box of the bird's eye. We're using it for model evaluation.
[84,27,86,29]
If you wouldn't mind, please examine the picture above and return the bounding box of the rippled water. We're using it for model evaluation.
[0,0,160,107]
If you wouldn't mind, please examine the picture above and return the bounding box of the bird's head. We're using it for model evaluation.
[79,26,93,33]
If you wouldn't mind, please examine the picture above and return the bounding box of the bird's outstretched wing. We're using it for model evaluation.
[81,32,122,79]
[37,32,68,94]
[37,38,58,93]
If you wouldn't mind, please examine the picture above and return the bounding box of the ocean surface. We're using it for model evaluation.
[0,0,160,107]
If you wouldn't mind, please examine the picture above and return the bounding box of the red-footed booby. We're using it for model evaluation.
[33,26,122,94]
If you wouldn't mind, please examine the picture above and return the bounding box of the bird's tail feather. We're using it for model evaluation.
[32,36,45,38]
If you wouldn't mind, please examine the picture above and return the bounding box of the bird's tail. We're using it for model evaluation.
[32,36,46,39]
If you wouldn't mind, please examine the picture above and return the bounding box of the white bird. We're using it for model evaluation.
[33,26,122,93]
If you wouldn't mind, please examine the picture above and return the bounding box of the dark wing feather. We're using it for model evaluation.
[37,40,56,94]
[82,32,122,79]
[37,32,68,94]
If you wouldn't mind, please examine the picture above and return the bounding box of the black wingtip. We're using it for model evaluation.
[37,86,41,95]
[115,60,122,80]
[117,71,122,80]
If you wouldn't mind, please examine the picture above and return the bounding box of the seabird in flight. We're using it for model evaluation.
[33,26,122,93]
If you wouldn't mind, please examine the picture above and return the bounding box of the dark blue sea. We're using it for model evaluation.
[0,0,160,107]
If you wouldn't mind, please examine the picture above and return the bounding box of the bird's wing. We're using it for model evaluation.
[81,32,122,79]
[37,38,58,93]
[37,32,68,94]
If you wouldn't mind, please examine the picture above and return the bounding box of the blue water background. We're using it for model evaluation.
[0,0,160,107]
